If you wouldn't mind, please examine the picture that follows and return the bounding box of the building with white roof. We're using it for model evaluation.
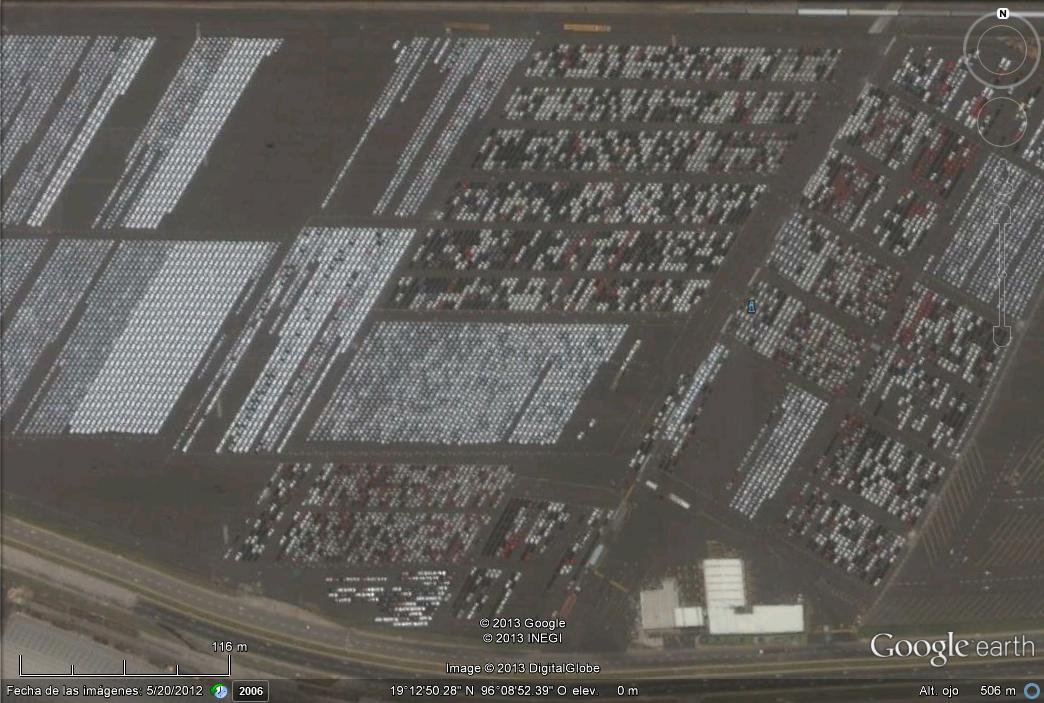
[638,558,805,641]
[702,557,804,636]
[640,577,706,632]
[703,558,748,609]
[706,604,805,635]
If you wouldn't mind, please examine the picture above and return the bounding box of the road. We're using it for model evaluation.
[0,1,1013,18]
[3,516,1041,680]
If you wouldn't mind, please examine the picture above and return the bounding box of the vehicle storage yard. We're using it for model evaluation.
[2,3,1043,659]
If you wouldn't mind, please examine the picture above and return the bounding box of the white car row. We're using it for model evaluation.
[731,280,865,395]
[281,510,489,566]
[3,36,154,227]
[327,571,451,628]
[474,127,793,176]
[503,85,817,125]
[1,35,86,177]
[301,463,513,512]
[74,243,271,435]
[859,283,1002,452]
[838,85,927,171]
[388,38,532,217]
[410,228,734,275]
[817,415,945,526]
[454,567,520,620]
[934,155,1044,320]
[892,46,967,112]
[2,239,109,415]
[441,180,766,226]
[227,462,312,562]
[770,213,900,327]
[95,37,281,229]
[730,384,827,520]
[312,321,625,445]
[220,227,412,454]
[873,189,939,257]
[526,44,840,82]
[0,238,46,313]
[392,275,708,314]
[20,241,170,434]
[786,483,906,586]
[802,148,888,229]
[323,36,439,207]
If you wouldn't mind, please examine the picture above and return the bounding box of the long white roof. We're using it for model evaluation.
[703,558,747,608]
[707,605,805,635]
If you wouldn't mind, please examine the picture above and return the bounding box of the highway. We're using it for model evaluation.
[3,516,1041,681]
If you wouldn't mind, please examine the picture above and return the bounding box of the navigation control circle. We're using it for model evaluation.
[975,95,1029,148]
[963,12,1041,88]
[975,24,1028,76]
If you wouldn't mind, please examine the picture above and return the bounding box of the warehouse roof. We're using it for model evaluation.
[703,558,747,609]
[706,604,805,635]
[640,577,681,631]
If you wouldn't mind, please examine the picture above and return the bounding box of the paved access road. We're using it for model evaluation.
[4,516,1041,680]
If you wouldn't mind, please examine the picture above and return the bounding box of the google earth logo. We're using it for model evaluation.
[870,633,1036,667]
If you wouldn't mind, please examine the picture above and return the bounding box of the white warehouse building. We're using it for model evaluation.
[639,558,804,638]
[702,558,805,636]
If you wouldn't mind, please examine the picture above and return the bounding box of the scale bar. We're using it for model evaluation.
[18,653,233,678]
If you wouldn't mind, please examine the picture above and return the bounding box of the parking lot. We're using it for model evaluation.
[2,3,1043,646]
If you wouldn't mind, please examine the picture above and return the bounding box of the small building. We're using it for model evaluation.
[639,578,705,633]
[674,605,705,628]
